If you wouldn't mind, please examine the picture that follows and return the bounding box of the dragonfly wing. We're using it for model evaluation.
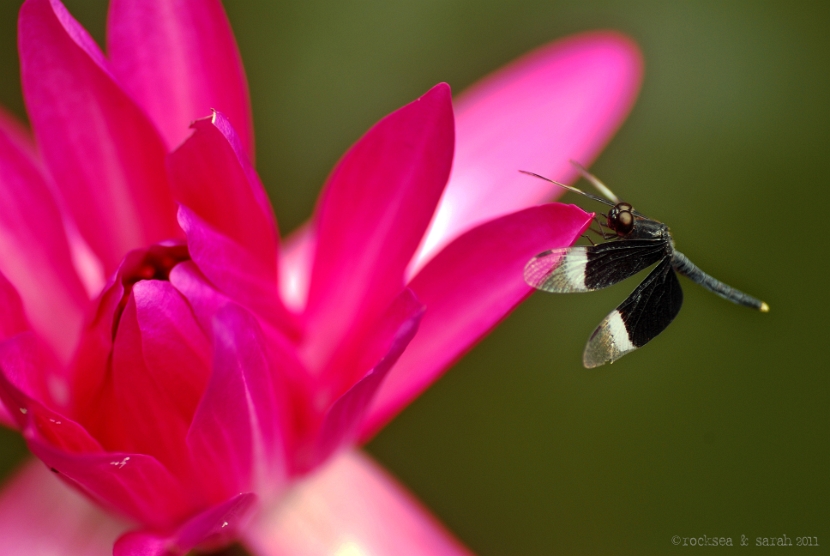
[524,239,666,293]
[583,257,683,368]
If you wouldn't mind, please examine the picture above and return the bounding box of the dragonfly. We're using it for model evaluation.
[523,162,768,368]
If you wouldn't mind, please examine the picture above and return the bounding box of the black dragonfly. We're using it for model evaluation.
[523,162,768,368]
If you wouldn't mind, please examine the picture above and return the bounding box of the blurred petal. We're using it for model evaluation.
[304,83,454,372]
[19,0,180,272]
[114,493,256,556]
[300,290,423,472]
[0,460,128,555]
[0,105,37,159]
[0,271,28,341]
[415,31,642,269]
[186,304,286,505]
[0,331,68,422]
[0,108,88,362]
[361,203,592,439]
[168,112,278,282]
[107,0,254,157]
[279,223,315,313]
[245,450,472,556]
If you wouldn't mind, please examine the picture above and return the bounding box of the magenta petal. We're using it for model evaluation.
[278,223,315,312]
[168,112,278,277]
[170,261,312,413]
[168,261,230,334]
[361,203,592,439]
[114,493,257,556]
[0,347,101,451]
[0,272,28,341]
[244,450,473,556]
[110,281,211,472]
[0,343,192,528]
[0,110,88,361]
[19,0,180,272]
[28,440,192,529]
[0,332,67,422]
[107,0,254,158]
[303,290,423,471]
[177,207,294,333]
[303,83,454,371]
[186,304,286,505]
[0,460,128,555]
[0,105,37,160]
[416,32,642,266]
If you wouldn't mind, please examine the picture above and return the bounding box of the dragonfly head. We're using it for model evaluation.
[607,202,634,236]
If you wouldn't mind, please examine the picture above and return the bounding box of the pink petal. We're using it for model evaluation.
[177,206,294,334]
[186,304,286,505]
[299,289,423,472]
[28,439,193,529]
[0,332,67,420]
[243,450,473,556]
[361,203,592,439]
[279,223,315,313]
[108,280,212,475]
[167,112,278,283]
[168,261,230,334]
[0,108,88,362]
[107,0,254,158]
[0,271,28,341]
[114,493,257,556]
[0,105,37,160]
[19,0,180,273]
[169,261,311,425]
[415,31,642,268]
[0,341,193,528]
[303,83,454,372]
[0,460,129,555]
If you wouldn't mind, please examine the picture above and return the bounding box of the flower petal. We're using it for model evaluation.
[114,493,257,556]
[107,0,254,158]
[300,289,423,472]
[278,223,315,313]
[168,261,230,334]
[415,31,642,269]
[0,105,37,160]
[0,332,68,421]
[177,206,294,334]
[0,272,28,341]
[0,107,88,362]
[303,83,454,372]
[19,0,180,272]
[0,460,128,555]
[361,203,592,439]
[186,304,286,505]
[108,280,212,474]
[171,261,313,464]
[28,439,193,529]
[167,112,278,284]
[0,334,194,530]
[243,450,473,556]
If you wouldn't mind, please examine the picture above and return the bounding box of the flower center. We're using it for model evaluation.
[112,245,190,339]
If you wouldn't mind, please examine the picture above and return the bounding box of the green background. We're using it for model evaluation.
[1,1,828,554]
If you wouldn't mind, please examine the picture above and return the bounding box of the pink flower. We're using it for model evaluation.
[0,0,641,554]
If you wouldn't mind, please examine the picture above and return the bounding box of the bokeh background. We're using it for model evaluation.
[1,1,828,554]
